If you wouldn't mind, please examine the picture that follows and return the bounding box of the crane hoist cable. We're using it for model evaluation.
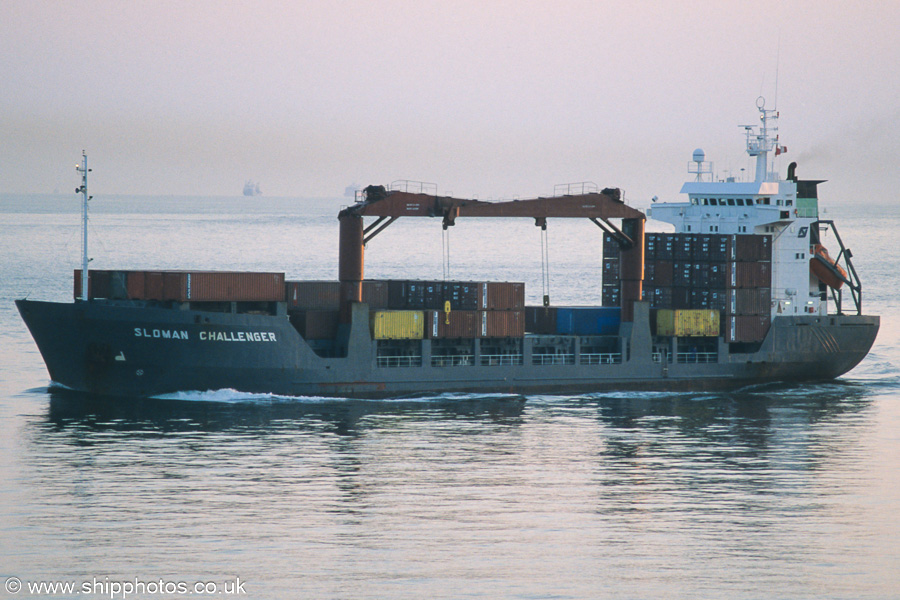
[442,225,451,281]
[537,218,550,306]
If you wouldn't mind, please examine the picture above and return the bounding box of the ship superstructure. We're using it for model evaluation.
[649,97,861,324]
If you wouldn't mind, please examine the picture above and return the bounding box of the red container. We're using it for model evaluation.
[727,261,772,288]
[163,272,186,300]
[73,269,113,299]
[73,269,101,299]
[724,314,771,343]
[126,271,146,299]
[426,310,480,338]
[143,272,164,300]
[482,310,525,338]
[190,272,285,302]
[286,280,341,309]
[483,282,525,310]
[361,280,389,308]
[727,288,771,315]
[732,235,773,262]
[653,260,674,287]
[289,309,339,340]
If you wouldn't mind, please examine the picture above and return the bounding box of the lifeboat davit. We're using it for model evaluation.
[810,244,850,289]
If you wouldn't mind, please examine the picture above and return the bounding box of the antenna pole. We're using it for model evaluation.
[76,151,91,301]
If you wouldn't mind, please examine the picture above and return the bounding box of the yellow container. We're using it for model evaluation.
[656,309,675,336]
[371,310,425,340]
[655,309,719,337]
[675,309,720,337]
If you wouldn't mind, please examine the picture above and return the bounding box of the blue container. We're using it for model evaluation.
[555,307,621,335]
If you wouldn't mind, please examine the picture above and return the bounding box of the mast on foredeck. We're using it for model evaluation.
[75,151,92,301]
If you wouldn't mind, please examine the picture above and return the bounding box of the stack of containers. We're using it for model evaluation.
[422,282,525,339]
[642,233,772,342]
[602,233,621,307]
[283,279,524,341]
[525,306,621,336]
[74,270,286,302]
[285,280,390,340]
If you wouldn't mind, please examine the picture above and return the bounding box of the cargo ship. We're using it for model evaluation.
[17,100,879,398]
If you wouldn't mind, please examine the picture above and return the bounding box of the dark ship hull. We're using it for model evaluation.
[17,298,879,399]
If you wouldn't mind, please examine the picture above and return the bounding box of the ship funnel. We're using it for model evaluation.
[787,161,797,182]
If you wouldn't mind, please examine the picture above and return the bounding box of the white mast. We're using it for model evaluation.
[75,151,92,301]
[745,96,779,182]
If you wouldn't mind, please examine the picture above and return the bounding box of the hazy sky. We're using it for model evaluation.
[2,1,898,207]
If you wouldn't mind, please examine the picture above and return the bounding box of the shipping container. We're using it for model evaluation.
[387,280,430,309]
[603,232,621,259]
[727,261,772,288]
[370,310,425,340]
[731,235,772,261]
[691,262,710,288]
[695,234,730,261]
[483,282,525,310]
[709,289,728,311]
[674,262,692,287]
[655,309,720,337]
[362,280,390,308]
[645,233,659,261]
[144,271,164,300]
[126,270,145,299]
[482,310,525,338]
[672,287,691,309]
[653,260,674,287]
[656,233,675,261]
[603,257,621,282]
[708,262,727,288]
[150,271,286,302]
[555,307,621,336]
[727,287,771,315]
[162,272,184,300]
[674,234,695,260]
[602,283,621,307]
[289,310,339,340]
[426,309,479,338]
[690,288,711,309]
[724,314,771,343]
[644,261,656,284]
[73,269,111,300]
[647,286,674,309]
[442,281,480,310]
[525,306,557,334]
[76,270,286,302]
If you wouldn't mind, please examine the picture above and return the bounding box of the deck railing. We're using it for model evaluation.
[676,352,717,364]
[376,355,423,368]
[533,353,576,366]
[431,355,474,367]
[481,354,523,366]
[580,353,622,365]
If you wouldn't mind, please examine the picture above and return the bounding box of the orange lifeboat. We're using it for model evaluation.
[810,244,849,289]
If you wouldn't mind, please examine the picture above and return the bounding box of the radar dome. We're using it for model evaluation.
[692,148,705,163]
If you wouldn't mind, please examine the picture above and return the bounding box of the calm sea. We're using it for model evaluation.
[1,194,897,599]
